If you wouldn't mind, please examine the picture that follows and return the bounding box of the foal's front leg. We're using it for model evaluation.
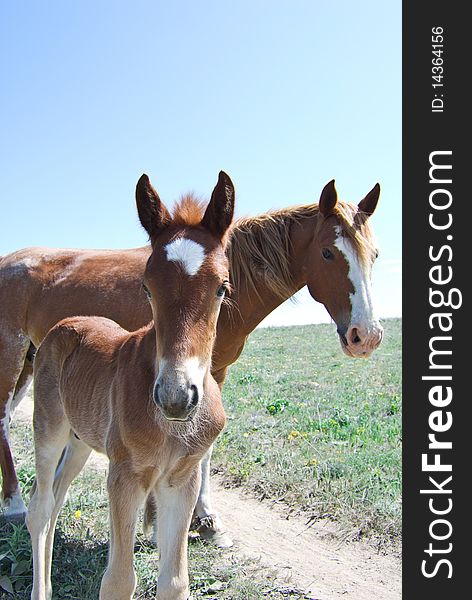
[99,463,146,600]
[145,447,232,549]
[155,468,201,600]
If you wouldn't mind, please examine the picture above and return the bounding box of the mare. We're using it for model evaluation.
[0,179,383,546]
[26,171,235,600]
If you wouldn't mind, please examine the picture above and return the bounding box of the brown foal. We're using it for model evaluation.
[26,172,235,600]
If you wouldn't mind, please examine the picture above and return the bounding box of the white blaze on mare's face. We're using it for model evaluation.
[333,227,377,327]
[165,238,205,276]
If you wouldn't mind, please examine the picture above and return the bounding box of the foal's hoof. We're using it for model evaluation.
[194,515,233,548]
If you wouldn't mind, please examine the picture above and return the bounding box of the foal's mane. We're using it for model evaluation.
[171,193,207,227]
[228,201,375,301]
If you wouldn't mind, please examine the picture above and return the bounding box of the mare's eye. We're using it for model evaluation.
[217,283,228,298]
[142,283,151,299]
[322,247,334,260]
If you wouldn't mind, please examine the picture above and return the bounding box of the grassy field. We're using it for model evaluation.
[0,318,401,598]
[215,318,402,546]
[1,444,283,599]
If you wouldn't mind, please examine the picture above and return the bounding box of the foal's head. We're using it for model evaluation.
[306,180,383,358]
[136,172,234,421]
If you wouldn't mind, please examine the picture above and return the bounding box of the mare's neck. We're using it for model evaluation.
[235,214,314,332]
[213,213,315,372]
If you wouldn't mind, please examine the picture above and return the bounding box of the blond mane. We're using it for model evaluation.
[228,201,376,301]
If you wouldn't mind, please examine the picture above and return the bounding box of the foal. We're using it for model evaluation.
[26,172,235,600]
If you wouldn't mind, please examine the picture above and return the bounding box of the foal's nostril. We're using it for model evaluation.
[190,384,199,406]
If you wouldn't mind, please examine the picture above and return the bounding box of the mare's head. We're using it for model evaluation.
[136,172,234,421]
[306,180,383,357]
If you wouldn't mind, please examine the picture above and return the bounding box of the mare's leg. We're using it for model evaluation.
[11,345,35,413]
[99,463,146,600]
[26,415,70,600]
[143,490,158,546]
[155,468,201,600]
[0,330,31,518]
[43,435,92,598]
[193,445,232,547]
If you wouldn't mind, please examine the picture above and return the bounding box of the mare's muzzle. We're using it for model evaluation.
[337,320,384,358]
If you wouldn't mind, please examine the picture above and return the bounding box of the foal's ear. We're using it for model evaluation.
[358,183,380,217]
[201,171,235,239]
[136,174,171,238]
[319,179,338,217]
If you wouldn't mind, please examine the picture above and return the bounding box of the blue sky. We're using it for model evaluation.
[0,1,401,326]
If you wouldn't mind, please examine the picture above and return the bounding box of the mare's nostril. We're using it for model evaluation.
[350,328,362,345]
[190,384,199,406]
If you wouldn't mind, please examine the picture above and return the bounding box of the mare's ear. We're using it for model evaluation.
[201,171,235,238]
[319,180,338,217]
[136,174,171,239]
[358,183,380,217]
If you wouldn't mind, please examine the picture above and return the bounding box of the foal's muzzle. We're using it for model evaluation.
[153,382,200,421]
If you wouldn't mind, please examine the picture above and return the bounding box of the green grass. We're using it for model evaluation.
[1,424,303,599]
[0,318,401,597]
[213,318,402,546]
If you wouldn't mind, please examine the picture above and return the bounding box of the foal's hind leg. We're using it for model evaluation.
[42,434,92,598]
[26,416,70,600]
[0,330,31,518]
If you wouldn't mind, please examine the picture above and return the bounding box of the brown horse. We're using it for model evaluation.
[0,180,382,545]
[26,172,234,600]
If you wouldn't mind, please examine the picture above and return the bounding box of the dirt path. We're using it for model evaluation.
[14,397,401,600]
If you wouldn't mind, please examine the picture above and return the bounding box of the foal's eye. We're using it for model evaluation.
[142,283,151,299]
[217,283,228,298]
[322,247,334,260]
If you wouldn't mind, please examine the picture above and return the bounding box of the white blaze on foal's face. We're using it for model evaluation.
[164,237,206,276]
